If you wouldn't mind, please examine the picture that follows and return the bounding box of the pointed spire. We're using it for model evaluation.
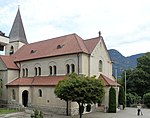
[9,8,28,44]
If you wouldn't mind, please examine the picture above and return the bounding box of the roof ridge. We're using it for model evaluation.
[84,37,100,54]
[74,34,89,54]
[85,36,99,41]
[27,33,76,45]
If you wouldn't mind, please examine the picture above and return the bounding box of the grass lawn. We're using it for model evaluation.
[0,108,18,115]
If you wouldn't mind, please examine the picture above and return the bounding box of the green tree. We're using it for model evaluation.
[118,86,125,109]
[54,73,104,118]
[137,52,150,75]
[122,52,150,97]
[143,92,150,108]
[108,87,116,113]
[127,68,149,96]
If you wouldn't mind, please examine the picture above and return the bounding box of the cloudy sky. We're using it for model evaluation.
[0,0,150,56]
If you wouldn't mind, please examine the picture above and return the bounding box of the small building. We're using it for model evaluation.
[0,31,9,51]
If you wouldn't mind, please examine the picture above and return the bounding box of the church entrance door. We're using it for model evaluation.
[22,90,28,107]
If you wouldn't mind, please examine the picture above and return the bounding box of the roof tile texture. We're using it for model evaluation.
[7,76,66,86]
[12,34,94,62]
[0,55,19,69]
[100,74,119,86]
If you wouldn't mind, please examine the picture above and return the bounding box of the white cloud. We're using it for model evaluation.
[0,0,150,56]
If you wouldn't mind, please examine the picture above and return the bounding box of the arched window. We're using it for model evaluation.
[35,67,37,76]
[71,64,75,73]
[53,66,57,75]
[10,46,14,55]
[38,89,42,97]
[66,64,70,74]
[26,68,28,77]
[23,69,25,77]
[12,89,16,100]
[99,60,103,72]
[49,66,52,75]
[38,67,41,76]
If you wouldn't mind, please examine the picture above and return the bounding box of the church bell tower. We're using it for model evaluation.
[5,8,28,56]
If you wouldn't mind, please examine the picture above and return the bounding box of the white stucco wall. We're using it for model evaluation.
[0,36,9,46]
[0,70,8,100]
[31,86,66,107]
[19,53,88,77]
[80,53,89,76]
[90,39,112,78]
[7,70,19,82]
[5,42,25,56]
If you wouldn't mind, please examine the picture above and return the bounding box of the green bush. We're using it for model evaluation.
[118,86,125,109]
[143,92,150,108]
[31,109,43,118]
[108,87,116,113]
[126,92,141,107]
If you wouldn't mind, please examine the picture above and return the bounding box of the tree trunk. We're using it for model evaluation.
[78,102,83,118]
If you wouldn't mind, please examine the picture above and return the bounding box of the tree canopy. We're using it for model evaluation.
[54,73,104,118]
[121,52,150,97]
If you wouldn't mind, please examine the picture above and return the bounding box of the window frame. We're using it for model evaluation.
[99,60,103,72]
[66,64,70,74]
[12,89,16,100]
[38,89,42,97]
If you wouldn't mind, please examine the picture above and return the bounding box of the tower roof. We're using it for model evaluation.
[9,8,28,44]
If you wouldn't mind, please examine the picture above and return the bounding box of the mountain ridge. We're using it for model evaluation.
[108,49,145,77]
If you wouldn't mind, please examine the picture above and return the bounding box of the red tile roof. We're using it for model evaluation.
[12,33,93,62]
[0,55,19,69]
[6,76,66,86]
[84,37,100,54]
[99,74,119,86]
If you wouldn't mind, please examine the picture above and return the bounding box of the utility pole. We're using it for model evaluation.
[115,69,118,110]
[124,71,127,108]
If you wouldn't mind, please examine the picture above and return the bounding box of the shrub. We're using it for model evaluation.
[143,92,150,108]
[31,109,43,118]
[126,92,141,107]
[118,86,125,109]
[108,86,116,113]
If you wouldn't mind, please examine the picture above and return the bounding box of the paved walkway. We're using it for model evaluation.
[0,107,149,118]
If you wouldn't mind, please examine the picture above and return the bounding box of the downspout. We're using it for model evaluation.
[77,53,79,75]
[88,54,91,76]
[18,62,21,78]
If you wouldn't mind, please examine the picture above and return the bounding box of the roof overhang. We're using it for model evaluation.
[99,73,120,86]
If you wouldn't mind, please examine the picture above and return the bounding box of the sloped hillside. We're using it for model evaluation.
[108,49,144,77]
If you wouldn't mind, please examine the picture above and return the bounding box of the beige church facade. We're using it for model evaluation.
[0,9,118,115]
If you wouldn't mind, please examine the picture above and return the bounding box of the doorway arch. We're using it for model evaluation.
[22,90,28,107]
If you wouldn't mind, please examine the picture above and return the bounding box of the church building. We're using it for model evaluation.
[0,8,118,115]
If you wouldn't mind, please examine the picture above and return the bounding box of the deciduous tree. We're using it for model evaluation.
[54,73,104,118]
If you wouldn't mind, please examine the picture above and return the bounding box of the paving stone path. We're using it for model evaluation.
[0,107,149,118]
